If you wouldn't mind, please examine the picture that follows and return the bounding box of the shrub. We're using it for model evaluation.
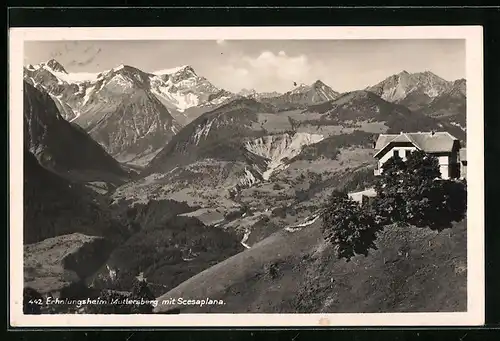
[295,189,309,202]
[273,206,288,219]
[373,150,467,230]
[267,262,280,279]
[340,167,376,193]
[272,183,283,191]
[405,178,467,230]
[321,151,467,261]
[321,190,381,261]
[129,279,156,314]
[88,279,156,314]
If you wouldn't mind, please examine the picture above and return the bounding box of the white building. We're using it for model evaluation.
[373,131,463,179]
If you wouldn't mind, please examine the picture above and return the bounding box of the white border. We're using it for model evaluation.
[9,26,484,327]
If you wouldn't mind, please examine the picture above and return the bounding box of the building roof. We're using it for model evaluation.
[374,132,459,158]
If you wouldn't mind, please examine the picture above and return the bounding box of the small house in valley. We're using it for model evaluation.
[348,187,377,206]
[373,131,464,180]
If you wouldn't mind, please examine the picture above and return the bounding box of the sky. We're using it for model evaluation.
[24,39,465,93]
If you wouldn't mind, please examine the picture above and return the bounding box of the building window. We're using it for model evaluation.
[393,150,399,158]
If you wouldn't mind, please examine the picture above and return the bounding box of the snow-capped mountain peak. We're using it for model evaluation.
[42,59,67,74]
[152,65,192,76]
[148,65,234,114]
[151,65,199,84]
[24,60,236,126]
[168,65,198,83]
[238,88,283,101]
[113,64,127,72]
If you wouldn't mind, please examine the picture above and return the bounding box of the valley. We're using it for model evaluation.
[21,58,467,313]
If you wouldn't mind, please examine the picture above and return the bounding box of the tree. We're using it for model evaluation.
[129,279,156,314]
[372,154,408,224]
[373,150,467,230]
[321,190,381,261]
[405,150,441,181]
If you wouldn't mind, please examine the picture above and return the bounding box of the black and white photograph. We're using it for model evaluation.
[9,26,484,326]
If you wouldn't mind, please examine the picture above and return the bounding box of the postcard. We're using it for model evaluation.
[9,25,484,327]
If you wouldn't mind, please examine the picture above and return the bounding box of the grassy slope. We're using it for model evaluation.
[154,218,466,313]
[24,233,114,295]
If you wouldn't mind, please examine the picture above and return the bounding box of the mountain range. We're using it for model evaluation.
[21,58,467,312]
[24,60,466,167]
[238,88,282,100]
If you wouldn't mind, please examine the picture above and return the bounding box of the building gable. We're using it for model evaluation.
[374,141,418,159]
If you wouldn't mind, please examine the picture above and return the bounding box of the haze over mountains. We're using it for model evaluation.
[21,58,467,312]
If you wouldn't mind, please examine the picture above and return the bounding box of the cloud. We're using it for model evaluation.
[217,65,253,90]
[216,50,323,93]
[66,46,102,68]
[216,39,227,46]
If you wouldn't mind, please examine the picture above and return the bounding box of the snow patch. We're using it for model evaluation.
[240,229,251,249]
[380,84,407,102]
[152,86,201,111]
[152,65,190,76]
[424,88,440,98]
[192,119,215,145]
[28,77,38,87]
[69,111,81,122]
[82,85,95,106]
[450,121,466,132]
[106,265,117,281]
[316,84,337,101]
[240,167,259,187]
[108,74,133,89]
